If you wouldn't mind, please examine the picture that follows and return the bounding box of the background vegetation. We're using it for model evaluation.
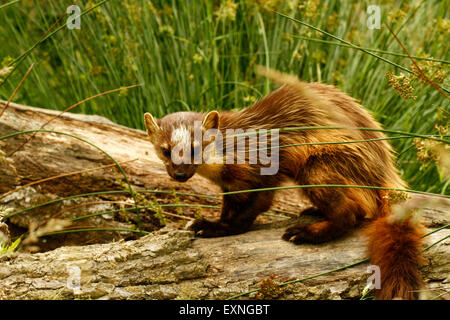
[0,0,448,193]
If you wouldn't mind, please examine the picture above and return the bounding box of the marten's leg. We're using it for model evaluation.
[282,194,361,244]
[283,157,371,244]
[188,190,275,237]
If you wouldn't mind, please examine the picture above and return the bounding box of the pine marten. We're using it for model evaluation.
[144,67,424,300]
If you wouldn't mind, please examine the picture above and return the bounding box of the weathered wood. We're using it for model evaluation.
[0,215,448,300]
[0,101,448,300]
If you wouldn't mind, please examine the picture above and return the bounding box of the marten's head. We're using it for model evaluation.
[144,111,220,182]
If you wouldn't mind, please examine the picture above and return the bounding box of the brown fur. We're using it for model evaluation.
[366,215,425,299]
[144,72,424,300]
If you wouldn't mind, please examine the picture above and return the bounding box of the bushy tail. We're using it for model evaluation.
[366,204,425,299]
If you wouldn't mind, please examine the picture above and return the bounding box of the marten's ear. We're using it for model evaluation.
[202,111,220,131]
[144,113,160,140]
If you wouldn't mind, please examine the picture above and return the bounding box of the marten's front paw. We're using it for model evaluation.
[185,219,229,237]
[185,219,207,235]
[282,225,314,244]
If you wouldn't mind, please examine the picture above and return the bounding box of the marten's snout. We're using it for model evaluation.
[174,172,188,182]
[167,164,196,182]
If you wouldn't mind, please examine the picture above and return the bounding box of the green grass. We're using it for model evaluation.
[0,0,448,193]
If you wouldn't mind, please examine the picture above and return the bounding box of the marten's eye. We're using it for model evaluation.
[161,148,171,158]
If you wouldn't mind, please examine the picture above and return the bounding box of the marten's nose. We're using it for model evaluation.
[174,172,188,182]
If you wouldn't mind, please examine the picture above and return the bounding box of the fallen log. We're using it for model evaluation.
[0,101,448,300]
[0,216,448,300]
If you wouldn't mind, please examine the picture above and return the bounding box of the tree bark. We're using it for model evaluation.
[0,100,448,300]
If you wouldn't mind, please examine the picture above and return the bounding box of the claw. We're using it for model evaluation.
[184,220,195,230]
